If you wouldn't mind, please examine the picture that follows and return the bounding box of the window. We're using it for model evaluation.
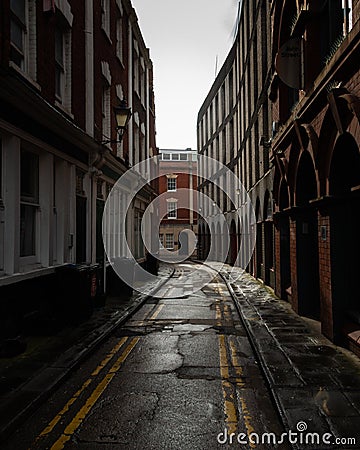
[55,27,64,99]
[162,153,170,160]
[140,58,145,103]
[167,201,177,219]
[101,0,110,37]
[134,47,140,95]
[20,150,39,258]
[159,233,164,248]
[172,153,179,160]
[165,233,174,250]
[76,170,87,263]
[180,154,188,161]
[54,20,71,110]
[102,80,111,142]
[116,17,123,62]
[167,178,176,191]
[134,209,144,259]
[10,0,36,77]
[97,180,104,199]
[10,0,26,70]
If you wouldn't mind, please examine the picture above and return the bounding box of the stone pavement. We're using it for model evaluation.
[0,264,174,442]
[218,263,360,450]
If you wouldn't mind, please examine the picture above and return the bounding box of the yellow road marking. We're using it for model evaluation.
[30,337,129,448]
[229,336,255,446]
[50,337,140,450]
[218,335,237,434]
[229,338,244,387]
[91,336,128,376]
[149,303,164,321]
[218,301,256,445]
[239,397,256,448]
[215,304,222,325]
[32,297,162,448]
[223,304,232,322]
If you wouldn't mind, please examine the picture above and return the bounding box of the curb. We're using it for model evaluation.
[0,267,175,443]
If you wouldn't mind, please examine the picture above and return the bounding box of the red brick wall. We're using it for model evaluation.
[274,217,282,298]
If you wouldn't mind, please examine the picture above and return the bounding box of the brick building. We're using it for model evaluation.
[198,0,360,354]
[158,148,198,258]
[0,0,157,335]
[197,0,274,285]
[270,0,360,349]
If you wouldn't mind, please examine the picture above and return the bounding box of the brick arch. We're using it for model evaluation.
[279,180,290,211]
[287,141,301,199]
[329,132,360,196]
[294,149,319,206]
[255,196,262,222]
[273,156,287,206]
[263,189,272,220]
[301,123,319,164]
[318,106,338,196]
[319,92,360,195]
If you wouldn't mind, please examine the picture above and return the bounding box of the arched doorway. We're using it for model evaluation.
[279,181,291,300]
[209,223,216,261]
[216,222,222,261]
[204,223,210,259]
[198,223,203,260]
[295,151,320,319]
[255,198,263,279]
[230,220,237,266]
[329,132,360,340]
[263,191,274,286]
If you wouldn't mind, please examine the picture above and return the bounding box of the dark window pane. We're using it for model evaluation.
[55,65,62,98]
[10,19,23,51]
[10,46,24,68]
[55,28,64,66]
[21,150,39,202]
[76,196,87,263]
[20,204,36,256]
[10,0,25,23]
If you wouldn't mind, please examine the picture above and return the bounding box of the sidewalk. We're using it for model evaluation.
[219,264,360,449]
[0,264,173,442]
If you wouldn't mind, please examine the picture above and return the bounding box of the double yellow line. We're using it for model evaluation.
[30,301,164,450]
[216,286,256,447]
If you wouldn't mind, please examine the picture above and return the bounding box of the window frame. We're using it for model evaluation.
[165,233,174,250]
[167,178,177,192]
[54,13,72,112]
[101,0,111,38]
[167,201,177,219]
[55,26,65,101]
[10,0,27,70]
[19,148,40,264]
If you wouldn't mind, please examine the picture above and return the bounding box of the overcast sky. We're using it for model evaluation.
[131,0,239,151]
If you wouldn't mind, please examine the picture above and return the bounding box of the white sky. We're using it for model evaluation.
[131,0,239,151]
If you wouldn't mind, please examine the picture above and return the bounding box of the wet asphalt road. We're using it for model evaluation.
[3,263,289,450]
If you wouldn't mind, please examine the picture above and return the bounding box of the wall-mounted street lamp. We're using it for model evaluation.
[102,99,132,145]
